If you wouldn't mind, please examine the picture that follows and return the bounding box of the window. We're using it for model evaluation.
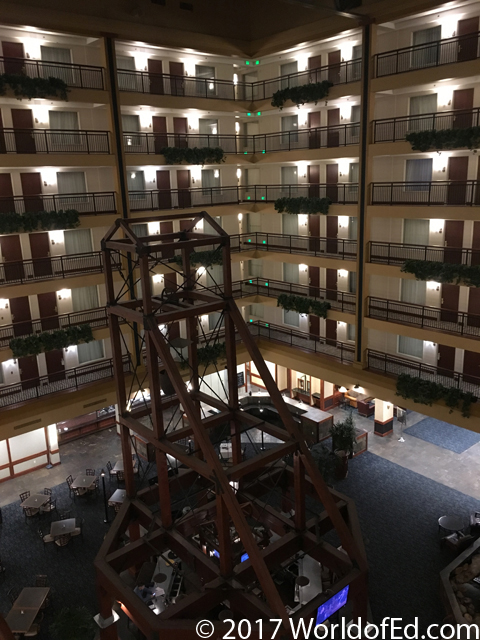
[280,61,298,89]
[199,118,218,146]
[281,166,298,186]
[208,311,224,331]
[405,158,432,191]
[348,271,357,294]
[281,115,298,144]
[0,364,4,385]
[117,56,137,92]
[246,212,261,233]
[348,162,359,184]
[206,264,224,287]
[350,105,361,143]
[72,285,99,311]
[409,94,437,132]
[77,339,104,364]
[64,229,92,255]
[412,26,441,69]
[348,216,358,240]
[131,223,148,237]
[403,219,429,246]
[250,303,264,318]
[249,259,262,277]
[40,46,73,84]
[283,262,299,284]
[57,171,87,194]
[401,279,426,306]
[398,335,424,359]
[351,44,362,80]
[127,171,146,200]
[284,309,300,327]
[122,114,142,147]
[347,323,356,341]
[195,65,215,96]
[48,111,80,146]
[245,168,260,187]
[202,169,220,195]
[282,213,298,236]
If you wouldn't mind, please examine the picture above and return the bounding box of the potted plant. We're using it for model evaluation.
[329,414,357,479]
[51,606,97,640]
[310,443,339,486]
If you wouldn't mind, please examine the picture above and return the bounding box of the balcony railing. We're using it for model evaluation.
[0,57,105,90]
[371,181,480,206]
[117,59,362,100]
[0,129,111,154]
[0,307,110,349]
[373,108,480,143]
[368,297,480,339]
[230,232,357,261]
[0,251,108,286]
[0,192,116,215]
[129,183,359,211]
[375,31,480,77]
[123,123,360,155]
[0,355,131,409]
[369,241,480,266]
[367,349,480,396]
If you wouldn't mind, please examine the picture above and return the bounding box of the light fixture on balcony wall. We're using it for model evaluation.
[236,168,242,180]
[427,280,440,291]
[237,213,243,221]
[214,169,220,179]
[57,289,71,301]
[338,269,348,278]
[0,299,9,310]
[299,264,308,273]
[338,216,349,229]
[152,274,164,284]
[131,172,136,179]
[430,219,444,234]
[235,121,240,134]
[197,266,206,276]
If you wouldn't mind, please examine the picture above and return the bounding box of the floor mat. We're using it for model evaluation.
[405,417,480,453]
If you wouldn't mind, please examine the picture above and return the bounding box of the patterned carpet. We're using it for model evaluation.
[405,417,480,453]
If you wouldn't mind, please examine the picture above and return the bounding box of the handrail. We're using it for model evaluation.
[0,56,105,90]
[373,108,480,143]
[371,181,480,206]
[375,31,480,77]
[0,191,116,215]
[368,296,480,339]
[123,123,360,155]
[129,183,359,211]
[230,232,357,260]
[367,348,480,396]
[117,58,362,100]
[0,128,111,154]
[368,241,480,266]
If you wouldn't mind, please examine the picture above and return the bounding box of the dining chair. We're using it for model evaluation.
[19,491,30,503]
[66,476,74,499]
[40,498,56,517]
[37,529,54,549]
[43,488,52,496]
[7,586,19,604]
[54,534,72,549]
[35,575,50,608]
[72,517,84,542]
[86,468,95,476]
[106,460,117,481]
[24,506,39,522]
[58,510,71,521]
[116,470,125,487]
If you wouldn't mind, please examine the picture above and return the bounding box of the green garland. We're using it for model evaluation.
[160,146,225,165]
[401,260,480,288]
[405,127,480,152]
[274,197,332,215]
[277,293,331,318]
[0,210,80,234]
[10,325,94,358]
[396,372,476,418]
[0,73,68,101]
[173,249,223,269]
[271,80,333,109]
[180,342,227,370]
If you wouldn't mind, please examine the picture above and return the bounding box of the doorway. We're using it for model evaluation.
[437,344,455,378]
[440,284,459,323]
[326,268,337,301]
[325,318,337,346]
[29,232,52,278]
[308,111,321,149]
[11,109,36,154]
[10,296,32,337]
[19,355,40,390]
[1,42,25,74]
[45,349,65,383]
[326,164,338,203]
[457,18,479,63]
[152,116,167,153]
[0,174,15,213]
[327,50,341,84]
[170,61,185,96]
[326,216,338,255]
[173,117,188,148]
[20,172,43,212]
[452,88,474,129]
[38,291,59,331]
[307,164,320,198]
[447,157,469,205]
[327,108,340,147]
[148,58,164,95]
[444,220,464,263]
[0,234,24,282]
[177,169,191,208]
[156,170,172,209]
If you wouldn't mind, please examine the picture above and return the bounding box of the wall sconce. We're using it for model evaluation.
[338,269,348,278]
[130,172,136,179]
[49,230,63,246]
[338,216,349,229]
[430,219,444,234]
[214,169,219,179]
[237,213,243,221]
[201,315,209,322]
[299,214,308,227]
[337,321,346,327]
[299,263,308,272]
[297,162,307,178]
[233,73,238,85]
[57,289,71,301]
[35,117,39,123]
[427,280,440,291]
[386,404,391,410]
[152,274,164,284]
[197,266,206,276]
[191,177,196,184]
[0,299,8,310]
[339,386,347,393]
[236,168,242,180]
[235,121,240,134]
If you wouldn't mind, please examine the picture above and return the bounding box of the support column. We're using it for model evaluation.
[374,399,394,436]
[95,584,119,640]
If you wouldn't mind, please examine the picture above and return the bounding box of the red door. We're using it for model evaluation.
[11,109,36,154]
[437,344,455,378]
[29,232,52,278]
[148,58,164,95]
[2,42,25,74]
[472,221,480,265]
[160,220,174,258]
[308,213,320,252]
[309,314,320,339]
[18,355,40,390]
[308,55,322,83]
[457,18,479,63]
[0,110,6,154]
[156,170,172,209]
[327,108,340,147]
[467,287,480,329]
[440,284,459,323]
[326,268,337,301]
[173,117,188,149]
[0,173,15,213]
[38,291,59,331]
[463,350,480,385]
[152,116,167,153]
[10,296,32,337]
[326,216,338,255]
[309,266,320,297]
[308,111,321,149]
[325,318,337,346]
[327,50,341,84]
[0,234,24,282]
[164,272,177,292]
[20,172,43,212]
[177,169,191,208]
[452,88,474,129]
[307,164,320,198]
[326,164,338,203]
[45,349,65,383]
[447,157,469,205]
[444,220,464,264]
[169,61,185,96]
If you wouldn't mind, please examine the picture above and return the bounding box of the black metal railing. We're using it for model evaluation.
[230,232,357,260]
[117,59,362,100]
[0,355,131,409]
[123,123,360,155]
[0,192,116,215]
[367,349,480,396]
[368,241,480,266]
[375,31,480,77]
[371,181,480,206]
[0,57,105,90]
[368,297,480,339]
[0,129,111,154]
[0,251,108,286]
[373,108,480,143]
[129,183,359,211]
[0,307,110,349]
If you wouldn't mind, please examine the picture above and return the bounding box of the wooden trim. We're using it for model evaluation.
[374,417,393,437]
[12,449,49,466]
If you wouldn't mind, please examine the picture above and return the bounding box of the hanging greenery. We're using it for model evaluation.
[401,259,480,288]
[0,73,69,101]
[405,127,480,152]
[274,196,332,215]
[160,146,225,165]
[10,325,94,358]
[277,293,331,318]
[173,249,223,268]
[0,210,80,234]
[396,372,476,418]
[180,342,227,370]
[271,80,333,109]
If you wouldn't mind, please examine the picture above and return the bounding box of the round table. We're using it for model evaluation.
[438,515,467,533]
